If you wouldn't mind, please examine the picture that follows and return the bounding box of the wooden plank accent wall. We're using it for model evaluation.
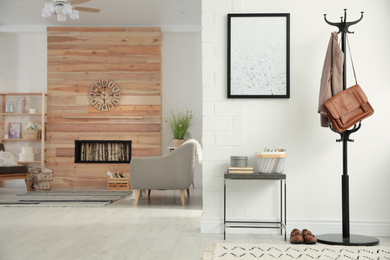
[46,27,162,188]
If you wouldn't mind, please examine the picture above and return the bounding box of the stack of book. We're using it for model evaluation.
[227,166,254,174]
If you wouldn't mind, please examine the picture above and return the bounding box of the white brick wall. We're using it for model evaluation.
[214,102,243,116]
[201,0,246,234]
[201,0,390,236]
[215,132,244,145]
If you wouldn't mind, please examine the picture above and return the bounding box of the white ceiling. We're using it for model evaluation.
[0,0,201,31]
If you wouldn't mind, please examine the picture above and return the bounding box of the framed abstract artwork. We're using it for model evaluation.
[227,13,290,98]
[8,122,21,139]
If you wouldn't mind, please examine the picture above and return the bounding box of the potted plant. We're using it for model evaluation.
[165,110,193,147]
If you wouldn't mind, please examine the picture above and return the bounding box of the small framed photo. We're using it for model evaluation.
[8,122,21,139]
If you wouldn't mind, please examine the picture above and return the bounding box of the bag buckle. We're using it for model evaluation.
[360,103,368,112]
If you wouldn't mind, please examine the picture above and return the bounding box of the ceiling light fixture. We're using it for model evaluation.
[42,0,80,22]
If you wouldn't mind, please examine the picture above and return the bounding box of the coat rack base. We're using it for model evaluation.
[317,233,379,246]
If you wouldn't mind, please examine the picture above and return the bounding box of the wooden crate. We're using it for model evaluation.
[107,177,130,190]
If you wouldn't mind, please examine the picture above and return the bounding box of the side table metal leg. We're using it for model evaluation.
[224,178,226,240]
[284,179,287,241]
[280,180,282,236]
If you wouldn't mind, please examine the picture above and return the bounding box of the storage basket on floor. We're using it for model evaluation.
[107,177,130,190]
[256,152,287,174]
[27,172,54,190]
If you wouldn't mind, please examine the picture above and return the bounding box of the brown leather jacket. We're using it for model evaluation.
[318,32,344,127]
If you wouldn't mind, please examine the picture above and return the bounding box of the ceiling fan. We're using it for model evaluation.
[42,0,100,21]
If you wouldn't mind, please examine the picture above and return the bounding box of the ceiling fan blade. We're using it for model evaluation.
[68,0,91,5]
[74,7,101,13]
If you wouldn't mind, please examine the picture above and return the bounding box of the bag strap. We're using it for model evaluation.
[346,33,358,85]
[350,86,363,104]
[350,86,370,112]
[327,33,358,85]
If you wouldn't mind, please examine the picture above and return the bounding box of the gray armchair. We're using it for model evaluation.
[130,142,195,206]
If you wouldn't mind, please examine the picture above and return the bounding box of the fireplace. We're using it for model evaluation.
[74,140,131,163]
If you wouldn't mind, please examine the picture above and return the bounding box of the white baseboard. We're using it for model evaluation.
[201,217,223,233]
[289,220,390,237]
[201,217,390,237]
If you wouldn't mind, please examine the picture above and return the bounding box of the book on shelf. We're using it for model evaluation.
[228,167,253,171]
[228,170,254,174]
[228,166,254,174]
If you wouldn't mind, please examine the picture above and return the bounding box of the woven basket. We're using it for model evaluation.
[22,130,39,139]
[27,172,54,191]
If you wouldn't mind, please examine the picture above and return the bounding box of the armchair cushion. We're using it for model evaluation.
[0,144,28,174]
[0,152,18,166]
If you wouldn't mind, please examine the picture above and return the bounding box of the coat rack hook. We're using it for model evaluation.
[329,122,361,142]
[323,10,364,34]
[343,9,347,24]
[324,13,342,34]
[344,11,364,34]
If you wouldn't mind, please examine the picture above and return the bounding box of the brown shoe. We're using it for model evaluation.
[290,229,304,244]
[302,229,317,244]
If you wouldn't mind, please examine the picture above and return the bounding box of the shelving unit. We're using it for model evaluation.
[0,93,47,168]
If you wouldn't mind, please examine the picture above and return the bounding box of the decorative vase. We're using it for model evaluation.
[5,101,14,113]
[172,139,186,147]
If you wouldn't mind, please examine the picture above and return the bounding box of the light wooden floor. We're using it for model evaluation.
[0,186,389,260]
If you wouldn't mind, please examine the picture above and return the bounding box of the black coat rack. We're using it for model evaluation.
[316,9,379,246]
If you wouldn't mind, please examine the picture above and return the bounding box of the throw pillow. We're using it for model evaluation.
[0,152,18,166]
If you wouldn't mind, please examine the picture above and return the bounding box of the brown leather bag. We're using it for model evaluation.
[323,34,374,133]
[323,84,374,133]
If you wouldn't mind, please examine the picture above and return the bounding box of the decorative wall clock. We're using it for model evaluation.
[88,80,121,111]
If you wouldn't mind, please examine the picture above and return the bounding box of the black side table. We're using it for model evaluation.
[224,172,287,240]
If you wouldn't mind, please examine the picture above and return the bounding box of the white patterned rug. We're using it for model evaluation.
[203,242,390,260]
